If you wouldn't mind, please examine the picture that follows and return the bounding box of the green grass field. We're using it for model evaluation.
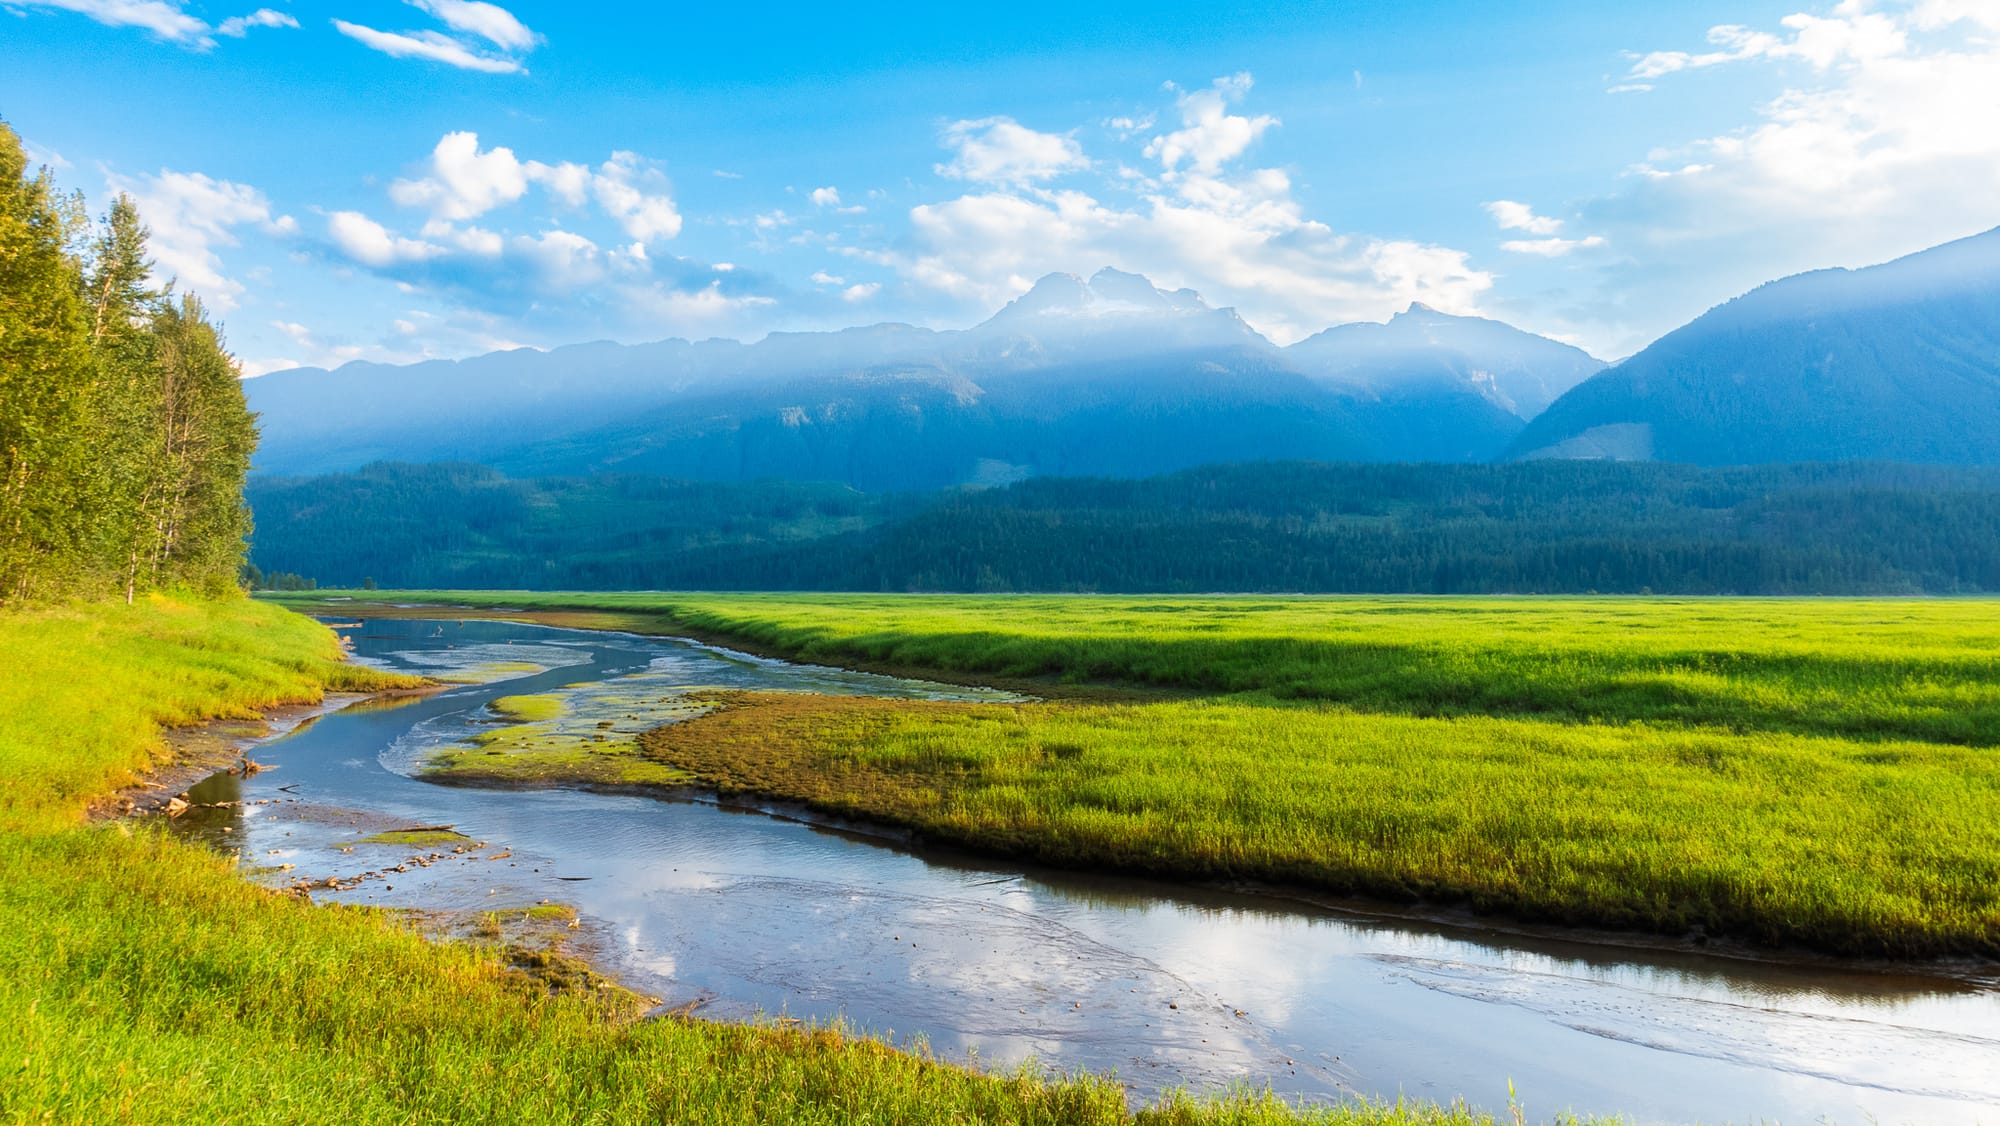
[271,591,2000,957]
[1,594,1556,1124]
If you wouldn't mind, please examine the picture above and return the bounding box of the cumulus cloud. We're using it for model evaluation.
[842,282,881,302]
[1567,0,2000,353]
[879,75,1490,343]
[810,186,841,207]
[327,211,445,268]
[24,0,210,44]
[389,132,532,219]
[383,132,679,246]
[593,152,682,242]
[217,8,295,36]
[115,169,297,308]
[1144,73,1277,176]
[936,118,1089,185]
[1485,200,1565,235]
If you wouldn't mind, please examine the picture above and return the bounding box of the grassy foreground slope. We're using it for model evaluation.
[0,596,1537,1125]
[277,592,2000,957]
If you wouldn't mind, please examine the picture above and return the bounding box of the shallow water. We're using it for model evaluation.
[182,617,2000,1125]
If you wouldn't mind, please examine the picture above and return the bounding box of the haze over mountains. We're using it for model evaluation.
[1513,228,2000,465]
[249,227,2000,488]
[247,267,1602,487]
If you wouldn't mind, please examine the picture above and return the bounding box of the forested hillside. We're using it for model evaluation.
[246,460,2000,595]
[0,122,254,604]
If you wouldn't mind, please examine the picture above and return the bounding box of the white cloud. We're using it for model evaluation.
[810,186,841,207]
[216,8,295,36]
[870,73,1488,343]
[1624,9,1907,80]
[331,19,524,73]
[592,152,682,243]
[238,356,302,378]
[21,140,70,171]
[1144,73,1277,175]
[1565,0,2000,354]
[25,0,210,44]
[886,92,1488,343]
[272,320,316,348]
[809,270,846,286]
[534,160,592,207]
[116,169,295,309]
[510,229,605,288]
[1500,235,1607,257]
[327,210,445,268]
[937,117,1089,185]
[389,132,531,220]
[623,280,777,335]
[1485,200,1565,235]
[842,282,880,302]
[407,0,537,51]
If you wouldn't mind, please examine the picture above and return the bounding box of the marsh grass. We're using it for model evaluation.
[269,591,2000,745]
[3,597,1539,1123]
[287,591,2000,957]
[640,691,2000,956]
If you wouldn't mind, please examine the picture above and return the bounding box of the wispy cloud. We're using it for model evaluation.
[408,0,539,51]
[332,1,538,74]
[24,0,211,45]
[217,8,295,37]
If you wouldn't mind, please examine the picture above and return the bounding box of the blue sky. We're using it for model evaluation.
[5,0,1997,373]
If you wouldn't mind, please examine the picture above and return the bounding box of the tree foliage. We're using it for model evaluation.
[0,120,256,604]
[247,459,2000,595]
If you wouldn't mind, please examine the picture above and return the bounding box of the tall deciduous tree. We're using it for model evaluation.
[1,120,259,606]
[0,122,96,600]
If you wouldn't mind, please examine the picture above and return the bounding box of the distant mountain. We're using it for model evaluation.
[1511,227,2000,464]
[246,269,1598,488]
[1287,302,1603,419]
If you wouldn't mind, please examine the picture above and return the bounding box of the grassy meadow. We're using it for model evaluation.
[272,591,2000,957]
[0,595,1559,1125]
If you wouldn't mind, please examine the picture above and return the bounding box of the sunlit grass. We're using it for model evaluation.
[288,591,2000,957]
[2,597,1550,1123]
[641,690,2000,956]
[268,590,2000,745]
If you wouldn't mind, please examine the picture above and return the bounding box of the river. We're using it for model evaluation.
[170,616,2000,1125]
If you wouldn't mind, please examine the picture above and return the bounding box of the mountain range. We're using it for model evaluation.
[246,268,1602,487]
[247,227,2000,484]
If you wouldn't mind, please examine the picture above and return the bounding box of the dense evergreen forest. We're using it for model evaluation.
[247,460,2000,595]
[0,123,255,604]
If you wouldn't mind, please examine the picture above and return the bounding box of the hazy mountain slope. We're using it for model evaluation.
[246,269,1597,486]
[1286,303,1604,419]
[1511,227,2000,465]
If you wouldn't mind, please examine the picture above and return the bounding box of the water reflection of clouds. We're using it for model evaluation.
[260,618,2000,1126]
[1376,954,2000,1104]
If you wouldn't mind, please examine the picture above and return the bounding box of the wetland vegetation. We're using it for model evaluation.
[285,591,2000,959]
[0,596,1571,1126]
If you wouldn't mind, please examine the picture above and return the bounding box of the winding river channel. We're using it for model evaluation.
[174,617,2000,1125]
